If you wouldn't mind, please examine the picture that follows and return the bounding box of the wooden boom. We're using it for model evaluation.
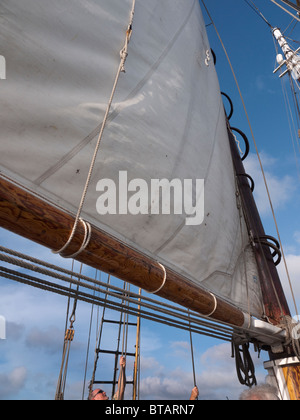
[0,175,245,328]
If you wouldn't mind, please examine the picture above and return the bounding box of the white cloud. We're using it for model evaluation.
[139,367,195,400]
[140,356,162,372]
[277,253,300,315]
[170,341,190,350]
[244,153,295,216]
[25,326,65,354]
[0,367,27,399]
[139,342,267,400]
[294,231,300,245]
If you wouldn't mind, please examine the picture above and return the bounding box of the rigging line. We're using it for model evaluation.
[82,269,99,400]
[1,248,288,343]
[64,259,75,334]
[0,245,236,335]
[242,0,273,28]
[201,0,299,318]
[121,282,130,357]
[0,267,233,343]
[133,288,142,401]
[55,262,83,400]
[282,74,300,180]
[52,0,136,258]
[3,246,282,345]
[282,17,299,37]
[188,310,198,397]
[270,0,300,22]
[288,73,300,130]
[235,177,252,329]
[1,264,286,344]
[0,261,236,342]
[89,274,111,398]
[1,247,285,344]
[272,34,300,175]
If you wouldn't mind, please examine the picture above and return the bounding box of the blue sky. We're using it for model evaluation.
[1,0,300,400]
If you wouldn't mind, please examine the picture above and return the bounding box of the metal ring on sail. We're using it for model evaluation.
[230,127,250,161]
[237,173,255,192]
[211,48,216,65]
[221,92,234,120]
[254,235,282,266]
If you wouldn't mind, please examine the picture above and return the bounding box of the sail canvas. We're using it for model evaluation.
[0,0,264,318]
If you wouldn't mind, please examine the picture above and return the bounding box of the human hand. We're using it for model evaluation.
[120,356,126,367]
[190,386,199,400]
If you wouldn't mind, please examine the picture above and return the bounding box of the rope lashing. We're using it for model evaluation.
[53,218,92,259]
[278,315,300,360]
[52,0,136,259]
[148,262,167,294]
[205,293,218,318]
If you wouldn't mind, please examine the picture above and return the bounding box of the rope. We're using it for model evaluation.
[2,245,293,350]
[88,275,111,399]
[148,262,167,294]
[54,263,83,400]
[201,0,300,319]
[188,310,198,399]
[0,258,235,342]
[270,0,300,22]
[52,0,136,258]
[82,269,99,400]
[113,283,129,399]
[231,339,258,388]
[281,74,300,181]
[242,0,273,28]
[235,177,252,329]
[0,246,229,332]
[206,293,218,318]
[278,315,300,360]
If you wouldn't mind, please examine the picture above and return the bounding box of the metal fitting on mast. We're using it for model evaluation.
[273,27,300,81]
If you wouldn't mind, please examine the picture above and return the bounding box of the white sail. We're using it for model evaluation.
[0,0,264,318]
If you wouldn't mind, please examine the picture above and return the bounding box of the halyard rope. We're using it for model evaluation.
[53,0,136,258]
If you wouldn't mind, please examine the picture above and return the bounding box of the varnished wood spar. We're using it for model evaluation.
[0,176,245,327]
[227,125,291,325]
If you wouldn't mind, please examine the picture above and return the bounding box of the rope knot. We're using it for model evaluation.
[278,315,300,358]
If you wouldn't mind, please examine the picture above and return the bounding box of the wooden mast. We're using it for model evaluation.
[227,125,300,399]
[0,175,245,328]
[227,125,291,325]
